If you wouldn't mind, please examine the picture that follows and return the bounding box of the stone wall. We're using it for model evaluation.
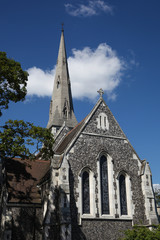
[11,207,42,240]
[81,219,132,240]
[67,101,149,239]
[157,207,160,223]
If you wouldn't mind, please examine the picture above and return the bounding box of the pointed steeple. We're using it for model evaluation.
[47,29,78,134]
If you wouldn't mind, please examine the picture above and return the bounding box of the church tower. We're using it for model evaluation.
[47,28,78,134]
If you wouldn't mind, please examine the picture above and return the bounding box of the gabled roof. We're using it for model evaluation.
[5,158,50,204]
[140,160,152,176]
[54,97,102,155]
[54,96,142,165]
[54,121,69,141]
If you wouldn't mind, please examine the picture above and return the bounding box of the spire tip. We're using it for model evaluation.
[61,23,64,32]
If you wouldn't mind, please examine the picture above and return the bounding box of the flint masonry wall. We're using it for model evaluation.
[67,101,148,240]
[11,207,42,240]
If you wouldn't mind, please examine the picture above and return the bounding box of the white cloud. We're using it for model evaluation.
[26,43,124,101]
[27,67,55,97]
[65,0,112,17]
[68,43,124,100]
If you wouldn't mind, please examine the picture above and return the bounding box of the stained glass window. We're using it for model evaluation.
[100,155,109,214]
[119,174,127,215]
[82,171,90,214]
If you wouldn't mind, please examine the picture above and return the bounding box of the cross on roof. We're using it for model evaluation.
[97,88,104,98]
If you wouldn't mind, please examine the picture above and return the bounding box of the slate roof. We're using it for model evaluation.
[55,118,85,155]
[5,158,50,204]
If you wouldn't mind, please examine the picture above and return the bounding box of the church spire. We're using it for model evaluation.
[47,29,78,133]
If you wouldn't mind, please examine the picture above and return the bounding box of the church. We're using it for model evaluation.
[0,29,158,240]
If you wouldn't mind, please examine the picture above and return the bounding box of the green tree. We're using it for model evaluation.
[120,225,160,240]
[0,120,54,160]
[0,52,28,116]
[0,52,54,160]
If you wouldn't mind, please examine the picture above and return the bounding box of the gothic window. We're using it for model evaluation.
[63,106,67,117]
[63,99,68,118]
[104,116,106,127]
[100,155,109,214]
[82,171,90,214]
[100,116,102,127]
[119,174,127,215]
[97,113,109,130]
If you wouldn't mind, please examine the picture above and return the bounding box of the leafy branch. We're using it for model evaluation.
[0,120,54,160]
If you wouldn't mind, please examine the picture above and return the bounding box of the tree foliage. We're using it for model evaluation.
[0,52,28,116]
[0,52,54,161]
[120,225,160,240]
[0,120,54,160]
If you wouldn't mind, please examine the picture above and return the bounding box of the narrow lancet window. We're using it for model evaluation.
[63,106,67,117]
[104,117,106,127]
[100,116,102,127]
[100,155,109,214]
[82,171,90,214]
[119,174,127,215]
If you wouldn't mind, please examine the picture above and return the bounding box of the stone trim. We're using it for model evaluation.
[81,217,132,221]
[96,112,109,130]
[82,132,126,140]
[82,132,142,166]
[116,171,134,220]
[76,168,96,224]
[141,161,159,225]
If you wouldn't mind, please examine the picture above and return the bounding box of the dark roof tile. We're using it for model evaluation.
[55,118,85,154]
[5,158,50,204]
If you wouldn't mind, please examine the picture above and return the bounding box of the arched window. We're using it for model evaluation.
[63,106,67,117]
[82,171,90,214]
[119,174,127,215]
[97,113,109,130]
[100,155,109,214]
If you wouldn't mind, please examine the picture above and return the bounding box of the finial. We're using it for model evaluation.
[97,88,104,98]
[61,23,64,32]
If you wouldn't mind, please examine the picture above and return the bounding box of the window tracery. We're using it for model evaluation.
[100,155,109,214]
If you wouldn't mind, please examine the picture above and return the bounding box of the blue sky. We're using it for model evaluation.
[0,0,160,184]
